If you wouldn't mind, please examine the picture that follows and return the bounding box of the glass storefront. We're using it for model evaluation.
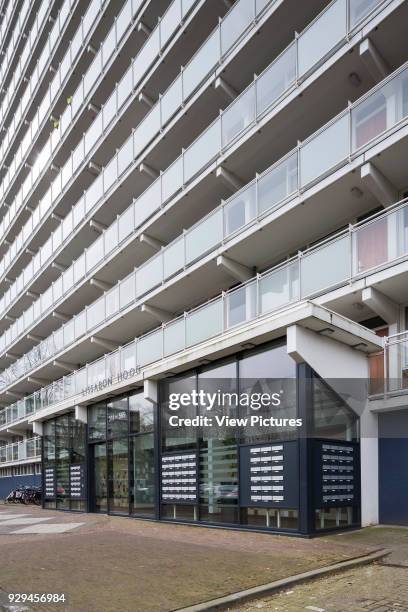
[43,413,86,511]
[41,340,361,534]
[88,391,155,517]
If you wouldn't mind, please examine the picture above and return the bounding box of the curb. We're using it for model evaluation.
[175,548,390,612]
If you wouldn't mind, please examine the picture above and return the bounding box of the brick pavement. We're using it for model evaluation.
[0,504,377,612]
[233,563,408,612]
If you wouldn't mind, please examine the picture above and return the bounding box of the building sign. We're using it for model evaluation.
[239,441,299,508]
[81,366,141,396]
[44,467,56,499]
[161,452,198,504]
[69,464,86,500]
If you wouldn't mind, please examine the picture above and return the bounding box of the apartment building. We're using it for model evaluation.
[0,0,407,533]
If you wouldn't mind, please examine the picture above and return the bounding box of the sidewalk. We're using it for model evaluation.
[0,505,379,612]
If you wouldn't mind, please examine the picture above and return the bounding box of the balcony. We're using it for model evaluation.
[0,195,404,426]
[0,0,403,358]
[0,52,407,392]
[0,437,41,465]
[0,0,230,269]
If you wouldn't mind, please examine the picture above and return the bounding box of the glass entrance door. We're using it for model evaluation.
[108,438,129,514]
[93,442,108,513]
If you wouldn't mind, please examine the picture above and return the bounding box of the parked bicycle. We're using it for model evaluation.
[5,485,41,505]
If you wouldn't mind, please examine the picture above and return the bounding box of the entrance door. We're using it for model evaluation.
[93,442,108,513]
[108,438,129,514]
[379,412,408,525]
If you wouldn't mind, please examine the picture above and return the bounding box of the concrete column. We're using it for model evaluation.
[360,406,379,525]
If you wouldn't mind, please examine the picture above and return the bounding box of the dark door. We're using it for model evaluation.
[379,412,408,525]
[91,442,108,513]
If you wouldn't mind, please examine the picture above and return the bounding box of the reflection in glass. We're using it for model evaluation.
[129,392,154,433]
[131,434,155,516]
[94,442,108,512]
[109,438,129,513]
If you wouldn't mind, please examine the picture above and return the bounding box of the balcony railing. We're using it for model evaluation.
[0,0,394,353]
[0,53,407,390]
[0,0,207,267]
[0,0,65,165]
[0,0,120,208]
[0,0,278,315]
[0,436,41,464]
[1,192,408,426]
[377,332,408,396]
[0,0,31,99]
[0,0,271,271]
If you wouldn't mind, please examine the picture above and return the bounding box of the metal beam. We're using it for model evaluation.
[138,92,155,108]
[88,161,102,175]
[4,314,15,322]
[53,360,77,373]
[33,422,43,436]
[27,376,51,386]
[141,304,173,323]
[137,21,152,36]
[27,334,44,343]
[139,233,165,252]
[359,38,390,82]
[216,255,252,282]
[144,379,158,404]
[89,219,107,234]
[52,261,67,273]
[216,166,244,191]
[5,390,24,399]
[26,290,39,299]
[52,311,70,323]
[5,353,21,362]
[139,162,159,180]
[215,76,238,101]
[90,336,119,351]
[360,162,397,207]
[88,102,100,114]
[90,278,114,292]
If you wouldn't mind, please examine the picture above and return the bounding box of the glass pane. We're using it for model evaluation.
[137,330,162,366]
[351,70,408,150]
[258,153,298,214]
[185,209,223,263]
[225,282,257,328]
[129,392,154,433]
[184,121,221,182]
[256,43,296,115]
[88,403,106,441]
[163,237,184,279]
[349,0,382,27]
[222,86,255,147]
[220,0,254,55]
[224,183,256,236]
[163,318,185,356]
[161,76,182,126]
[300,114,349,186]
[186,300,223,346]
[131,433,155,516]
[183,30,219,98]
[300,235,351,297]
[107,397,128,439]
[298,0,347,77]
[259,262,299,314]
[93,442,108,512]
[109,438,129,513]
[136,256,162,296]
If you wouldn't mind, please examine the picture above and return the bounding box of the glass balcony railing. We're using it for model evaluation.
[0,0,392,337]
[381,332,408,396]
[1,187,408,427]
[0,37,407,380]
[0,0,108,205]
[0,436,41,464]
[0,0,63,165]
[0,0,31,98]
[0,0,278,309]
[0,0,202,263]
